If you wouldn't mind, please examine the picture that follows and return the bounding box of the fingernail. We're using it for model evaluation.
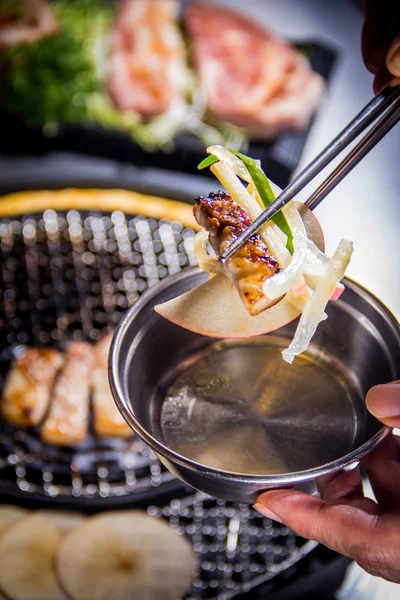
[386,35,400,77]
[366,383,400,418]
[253,503,282,523]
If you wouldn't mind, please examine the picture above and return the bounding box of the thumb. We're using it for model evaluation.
[254,489,377,561]
[386,33,400,77]
[366,381,400,428]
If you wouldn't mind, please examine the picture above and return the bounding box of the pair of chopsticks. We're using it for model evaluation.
[219,79,400,263]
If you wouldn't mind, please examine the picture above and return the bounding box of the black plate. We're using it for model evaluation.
[0,42,337,189]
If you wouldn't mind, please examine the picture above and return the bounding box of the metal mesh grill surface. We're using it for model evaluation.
[0,208,196,499]
[0,205,316,598]
[157,493,316,599]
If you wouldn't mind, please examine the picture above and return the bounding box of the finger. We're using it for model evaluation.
[373,67,393,94]
[361,0,389,72]
[362,0,400,90]
[318,467,363,501]
[363,433,400,511]
[386,33,400,77]
[317,468,381,515]
[254,489,378,562]
[366,381,400,428]
[373,30,400,93]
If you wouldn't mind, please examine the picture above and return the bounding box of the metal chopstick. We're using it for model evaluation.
[304,103,400,211]
[219,81,400,262]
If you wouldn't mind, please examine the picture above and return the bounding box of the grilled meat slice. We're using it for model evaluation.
[107,0,187,117]
[186,2,324,139]
[92,333,132,439]
[194,192,280,316]
[1,348,63,427]
[41,342,94,447]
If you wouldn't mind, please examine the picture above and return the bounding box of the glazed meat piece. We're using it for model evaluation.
[186,2,325,138]
[92,333,132,439]
[1,348,63,427]
[0,0,58,49]
[41,342,94,447]
[194,192,280,316]
[108,0,187,117]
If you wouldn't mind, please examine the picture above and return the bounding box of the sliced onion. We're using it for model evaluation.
[303,261,329,276]
[271,223,288,246]
[210,161,260,220]
[262,225,292,269]
[210,161,290,269]
[209,150,290,251]
[307,239,330,263]
[282,239,354,364]
[247,181,265,210]
[302,240,330,284]
[207,145,251,182]
[193,230,223,274]
[262,205,308,299]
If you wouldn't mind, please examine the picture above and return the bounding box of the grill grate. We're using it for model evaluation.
[0,208,197,500]
[157,493,317,600]
[0,202,317,598]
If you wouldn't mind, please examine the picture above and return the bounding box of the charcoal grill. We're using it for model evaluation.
[155,492,318,600]
[0,189,198,505]
[0,156,350,598]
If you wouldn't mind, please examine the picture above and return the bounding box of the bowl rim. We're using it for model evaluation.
[109,267,398,485]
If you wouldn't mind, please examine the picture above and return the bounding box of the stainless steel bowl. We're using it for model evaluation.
[109,267,400,504]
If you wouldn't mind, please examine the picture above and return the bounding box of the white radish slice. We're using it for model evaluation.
[211,161,260,221]
[0,505,27,536]
[57,511,195,600]
[282,239,354,364]
[37,511,84,533]
[261,223,292,269]
[155,274,300,338]
[263,204,308,299]
[207,145,251,181]
[0,515,67,600]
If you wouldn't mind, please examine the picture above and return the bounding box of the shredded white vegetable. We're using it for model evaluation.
[211,161,260,220]
[195,151,353,363]
[271,223,288,246]
[307,239,330,263]
[282,239,354,364]
[262,205,308,299]
[207,145,251,182]
[193,230,223,274]
[210,161,290,269]
[261,225,291,269]
[247,181,265,210]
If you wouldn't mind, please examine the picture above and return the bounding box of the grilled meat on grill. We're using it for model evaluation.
[41,342,94,446]
[1,348,63,427]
